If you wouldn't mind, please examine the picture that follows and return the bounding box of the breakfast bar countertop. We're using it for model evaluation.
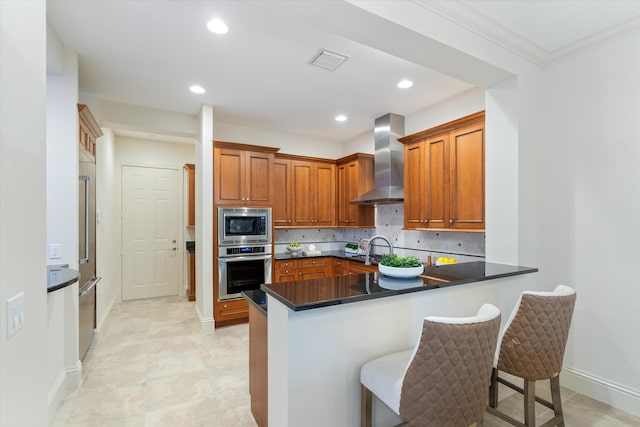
[261,261,538,312]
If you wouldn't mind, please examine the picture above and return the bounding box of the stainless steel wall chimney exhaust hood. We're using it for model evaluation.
[350,113,405,205]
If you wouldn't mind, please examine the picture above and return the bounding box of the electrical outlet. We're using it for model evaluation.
[49,243,61,259]
[7,292,24,338]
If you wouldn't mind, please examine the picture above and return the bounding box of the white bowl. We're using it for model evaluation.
[287,246,302,254]
[378,264,424,278]
[377,275,424,290]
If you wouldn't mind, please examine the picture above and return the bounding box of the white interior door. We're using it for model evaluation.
[122,165,178,300]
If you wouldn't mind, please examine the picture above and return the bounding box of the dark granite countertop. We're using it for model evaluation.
[274,250,381,264]
[242,289,267,314]
[261,261,537,311]
[47,265,80,293]
[186,241,195,253]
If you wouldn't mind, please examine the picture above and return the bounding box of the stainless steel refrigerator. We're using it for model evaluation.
[79,149,100,360]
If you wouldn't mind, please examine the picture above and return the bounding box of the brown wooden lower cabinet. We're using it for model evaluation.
[187,252,195,301]
[249,302,267,427]
[214,298,249,327]
[273,258,331,283]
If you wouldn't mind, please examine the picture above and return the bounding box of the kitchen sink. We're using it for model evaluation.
[350,254,383,264]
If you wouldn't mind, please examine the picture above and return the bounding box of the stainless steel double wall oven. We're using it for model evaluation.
[217,207,272,300]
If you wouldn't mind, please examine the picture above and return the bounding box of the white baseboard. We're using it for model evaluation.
[561,367,640,418]
[47,370,66,425]
[47,360,82,425]
[195,303,215,333]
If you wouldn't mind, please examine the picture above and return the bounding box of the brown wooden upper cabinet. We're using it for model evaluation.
[274,155,336,228]
[400,111,485,231]
[273,157,293,226]
[290,158,336,227]
[184,163,195,227]
[336,154,375,228]
[213,141,278,207]
[77,104,103,163]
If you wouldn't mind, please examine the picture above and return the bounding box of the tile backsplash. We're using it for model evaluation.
[274,204,485,263]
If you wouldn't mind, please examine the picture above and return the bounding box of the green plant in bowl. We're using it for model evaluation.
[379,255,422,268]
[378,255,424,278]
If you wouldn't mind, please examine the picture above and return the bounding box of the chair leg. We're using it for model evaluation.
[361,384,372,427]
[489,368,499,408]
[550,375,565,427]
[524,379,536,426]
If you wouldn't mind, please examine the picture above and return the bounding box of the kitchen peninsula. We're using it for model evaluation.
[257,261,537,427]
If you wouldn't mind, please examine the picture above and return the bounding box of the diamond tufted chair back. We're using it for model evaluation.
[398,305,501,427]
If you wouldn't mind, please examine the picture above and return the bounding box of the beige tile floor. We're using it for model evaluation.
[52,296,640,427]
[52,296,257,427]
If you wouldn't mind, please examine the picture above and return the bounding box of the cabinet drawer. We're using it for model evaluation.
[219,299,248,316]
[300,258,327,268]
[275,259,299,270]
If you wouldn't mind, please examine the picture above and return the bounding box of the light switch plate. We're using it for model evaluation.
[49,243,61,259]
[7,292,24,338]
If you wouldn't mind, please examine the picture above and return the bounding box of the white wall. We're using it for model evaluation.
[214,120,343,159]
[108,136,196,304]
[45,28,82,420]
[543,31,640,409]
[405,87,486,134]
[88,98,198,140]
[351,1,639,416]
[0,1,49,426]
[196,106,214,329]
[342,87,486,157]
[96,128,118,334]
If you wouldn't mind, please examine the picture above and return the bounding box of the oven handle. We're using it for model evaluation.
[218,255,272,263]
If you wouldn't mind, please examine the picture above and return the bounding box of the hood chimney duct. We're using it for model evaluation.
[350,113,405,205]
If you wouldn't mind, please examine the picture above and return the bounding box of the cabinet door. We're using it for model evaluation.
[185,164,195,227]
[275,270,298,283]
[346,162,361,225]
[273,158,292,226]
[337,157,375,228]
[216,298,249,326]
[246,150,273,206]
[188,252,196,301]
[404,141,426,228]
[299,269,325,280]
[215,148,245,205]
[449,123,485,229]
[337,163,349,226]
[333,258,347,276]
[314,162,335,226]
[292,161,314,226]
[425,134,449,228]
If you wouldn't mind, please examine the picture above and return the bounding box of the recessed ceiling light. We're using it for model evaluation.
[335,115,347,122]
[190,85,206,94]
[207,18,228,35]
[397,79,413,89]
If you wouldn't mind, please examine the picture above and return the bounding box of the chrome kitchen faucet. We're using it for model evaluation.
[365,235,394,265]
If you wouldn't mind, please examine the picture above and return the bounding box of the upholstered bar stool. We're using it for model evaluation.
[360,304,501,427]
[487,285,576,427]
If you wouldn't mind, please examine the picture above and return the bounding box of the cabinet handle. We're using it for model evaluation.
[223,304,228,308]
[449,219,453,224]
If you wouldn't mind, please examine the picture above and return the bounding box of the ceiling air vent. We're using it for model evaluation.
[310,49,349,71]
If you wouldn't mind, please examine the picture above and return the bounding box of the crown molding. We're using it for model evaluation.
[411,0,640,68]
[546,15,640,65]
[412,0,548,67]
